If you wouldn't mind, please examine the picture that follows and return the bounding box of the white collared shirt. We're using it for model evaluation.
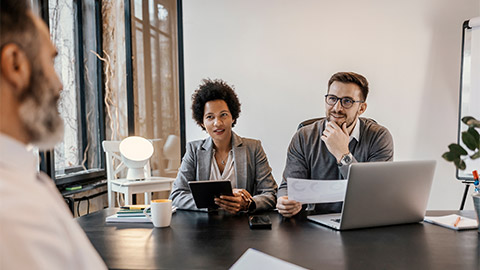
[350,118,361,142]
[0,134,107,270]
[210,149,236,188]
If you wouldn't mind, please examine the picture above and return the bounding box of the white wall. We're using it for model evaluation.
[183,0,480,210]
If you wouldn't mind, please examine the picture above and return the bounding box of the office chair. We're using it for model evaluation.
[297,117,324,130]
[162,135,181,177]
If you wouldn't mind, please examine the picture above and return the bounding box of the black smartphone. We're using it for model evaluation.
[249,215,272,229]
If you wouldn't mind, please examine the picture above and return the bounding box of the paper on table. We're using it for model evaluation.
[230,248,307,270]
[424,214,478,230]
[287,177,347,204]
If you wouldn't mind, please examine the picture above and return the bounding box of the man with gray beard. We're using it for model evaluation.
[0,0,106,269]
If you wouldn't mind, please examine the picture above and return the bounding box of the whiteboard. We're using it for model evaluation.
[457,17,480,180]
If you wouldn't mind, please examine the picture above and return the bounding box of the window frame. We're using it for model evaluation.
[39,0,186,188]
[39,0,107,187]
[124,0,186,155]
[176,0,186,157]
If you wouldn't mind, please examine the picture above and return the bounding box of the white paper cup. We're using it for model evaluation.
[144,199,172,228]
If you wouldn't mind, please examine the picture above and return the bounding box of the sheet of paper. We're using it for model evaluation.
[230,248,307,270]
[287,177,347,203]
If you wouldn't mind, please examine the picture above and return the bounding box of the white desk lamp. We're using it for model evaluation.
[119,136,154,180]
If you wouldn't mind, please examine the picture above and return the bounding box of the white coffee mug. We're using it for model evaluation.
[143,199,172,228]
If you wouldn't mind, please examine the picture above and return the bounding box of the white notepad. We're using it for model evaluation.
[424,214,478,230]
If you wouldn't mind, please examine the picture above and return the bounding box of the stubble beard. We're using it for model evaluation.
[327,110,358,129]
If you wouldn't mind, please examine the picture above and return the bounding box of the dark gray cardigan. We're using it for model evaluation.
[278,117,394,213]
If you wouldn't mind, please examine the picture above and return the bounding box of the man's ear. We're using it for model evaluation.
[0,43,31,93]
[358,102,367,115]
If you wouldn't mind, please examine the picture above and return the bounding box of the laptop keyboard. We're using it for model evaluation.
[331,218,341,223]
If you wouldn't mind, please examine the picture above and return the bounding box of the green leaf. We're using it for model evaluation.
[462,131,477,151]
[443,116,479,170]
[471,121,480,128]
[448,143,468,155]
[462,116,475,124]
[467,127,480,144]
[462,116,480,128]
[442,151,458,161]
[459,160,466,170]
[454,158,466,170]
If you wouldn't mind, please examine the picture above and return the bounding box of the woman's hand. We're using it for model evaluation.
[214,189,252,214]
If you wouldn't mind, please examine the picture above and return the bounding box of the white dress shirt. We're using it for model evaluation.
[350,118,361,142]
[0,134,106,270]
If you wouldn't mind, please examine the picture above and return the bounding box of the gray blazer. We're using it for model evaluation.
[169,132,278,212]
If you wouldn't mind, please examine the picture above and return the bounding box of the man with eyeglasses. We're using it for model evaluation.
[277,72,394,217]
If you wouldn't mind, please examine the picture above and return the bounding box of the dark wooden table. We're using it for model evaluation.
[77,209,480,270]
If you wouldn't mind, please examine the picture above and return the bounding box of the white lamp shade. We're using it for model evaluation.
[119,136,154,180]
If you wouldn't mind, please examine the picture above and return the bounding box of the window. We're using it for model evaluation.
[130,0,182,178]
[45,0,105,185]
[37,0,185,188]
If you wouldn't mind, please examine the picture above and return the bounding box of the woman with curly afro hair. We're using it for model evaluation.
[169,79,277,213]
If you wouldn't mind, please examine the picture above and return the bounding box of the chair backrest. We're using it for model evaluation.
[297,117,324,130]
[102,140,151,180]
[163,134,181,171]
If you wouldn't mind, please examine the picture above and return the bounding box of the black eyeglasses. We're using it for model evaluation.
[324,94,364,109]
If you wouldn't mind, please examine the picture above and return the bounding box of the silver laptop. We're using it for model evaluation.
[307,160,436,230]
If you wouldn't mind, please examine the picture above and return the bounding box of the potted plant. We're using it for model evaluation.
[442,116,480,170]
[442,116,480,232]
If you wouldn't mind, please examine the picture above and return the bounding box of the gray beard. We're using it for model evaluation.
[19,97,64,150]
[18,68,64,150]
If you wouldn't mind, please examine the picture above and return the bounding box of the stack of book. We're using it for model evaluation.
[105,205,177,223]
[106,205,151,223]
